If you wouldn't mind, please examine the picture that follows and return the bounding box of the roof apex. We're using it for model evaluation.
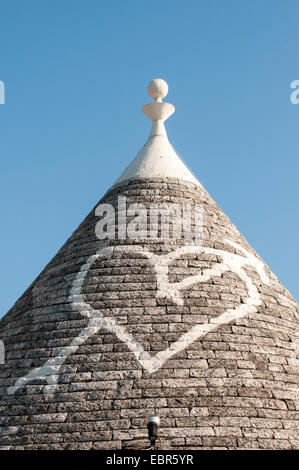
[114,79,201,187]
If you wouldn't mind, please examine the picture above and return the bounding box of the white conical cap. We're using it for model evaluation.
[114,79,202,187]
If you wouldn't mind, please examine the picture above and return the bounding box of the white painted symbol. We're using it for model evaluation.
[8,240,273,394]
[290,336,299,366]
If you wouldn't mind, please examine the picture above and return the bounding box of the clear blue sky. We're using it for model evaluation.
[0,0,298,317]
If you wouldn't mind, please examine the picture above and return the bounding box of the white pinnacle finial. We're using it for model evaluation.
[114,78,200,186]
[143,78,175,123]
[147,78,168,102]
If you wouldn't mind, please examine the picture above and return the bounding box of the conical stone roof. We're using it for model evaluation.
[0,79,298,450]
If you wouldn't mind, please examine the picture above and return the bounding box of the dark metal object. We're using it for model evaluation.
[146,416,161,447]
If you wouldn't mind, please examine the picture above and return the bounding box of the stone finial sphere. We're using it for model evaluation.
[147,78,168,100]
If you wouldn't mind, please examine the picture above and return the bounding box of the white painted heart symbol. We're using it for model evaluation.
[8,239,272,395]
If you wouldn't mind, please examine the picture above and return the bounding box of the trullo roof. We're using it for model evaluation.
[0,79,298,450]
